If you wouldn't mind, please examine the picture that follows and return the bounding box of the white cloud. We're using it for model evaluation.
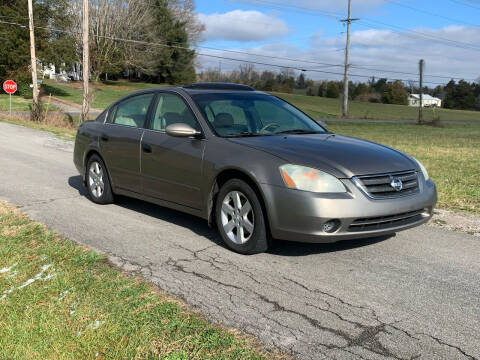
[236,0,385,13]
[198,10,289,41]
[197,25,480,84]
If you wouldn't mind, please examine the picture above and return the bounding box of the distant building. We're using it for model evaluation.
[41,62,82,81]
[408,94,442,107]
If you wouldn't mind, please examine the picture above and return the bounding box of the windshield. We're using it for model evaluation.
[190,92,326,137]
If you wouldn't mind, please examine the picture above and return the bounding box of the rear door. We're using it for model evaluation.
[141,92,206,210]
[101,93,154,194]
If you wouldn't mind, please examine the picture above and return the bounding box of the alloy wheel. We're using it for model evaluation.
[220,190,255,244]
[88,161,105,198]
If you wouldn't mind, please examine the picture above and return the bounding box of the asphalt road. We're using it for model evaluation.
[0,121,479,360]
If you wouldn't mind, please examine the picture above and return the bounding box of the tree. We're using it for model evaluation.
[453,80,476,109]
[296,73,306,89]
[443,80,456,109]
[374,78,388,94]
[0,0,75,97]
[352,82,368,99]
[67,0,199,83]
[382,81,408,105]
[326,81,340,98]
[444,80,476,110]
[317,81,327,97]
[146,0,197,84]
[432,85,444,100]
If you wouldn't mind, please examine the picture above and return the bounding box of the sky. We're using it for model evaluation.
[193,0,480,85]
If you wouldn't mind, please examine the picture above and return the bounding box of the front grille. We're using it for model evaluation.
[353,171,419,199]
[348,209,427,232]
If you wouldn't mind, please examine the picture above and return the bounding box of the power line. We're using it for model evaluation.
[384,0,479,27]
[235,0,480,52]
[359,18,480,51]
[0,19,458,85]
[1,12,476,81]
[449,0,480,10]
[351,64,476,82]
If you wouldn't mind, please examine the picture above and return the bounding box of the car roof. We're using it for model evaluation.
[112,83,269,103]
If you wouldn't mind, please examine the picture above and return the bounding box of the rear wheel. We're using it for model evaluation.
[86,154,114,204]
[215,179,269,254]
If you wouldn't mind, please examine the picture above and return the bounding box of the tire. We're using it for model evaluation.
[215,179,269,254]
[85,154,114,204]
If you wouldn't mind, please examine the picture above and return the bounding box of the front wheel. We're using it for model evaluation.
[215,179,269,254]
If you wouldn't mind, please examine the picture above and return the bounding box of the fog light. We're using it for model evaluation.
[323,220,340,233]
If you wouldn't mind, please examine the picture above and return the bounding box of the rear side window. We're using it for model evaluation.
[112,94,154,128]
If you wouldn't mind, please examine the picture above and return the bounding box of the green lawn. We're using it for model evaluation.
[327,122,480,214]
[0,202,271,359]
[275,92,480,121]
[40,80,480,121]
[0,94,59,112]
[42,80,165,110]
[0,94,33,111]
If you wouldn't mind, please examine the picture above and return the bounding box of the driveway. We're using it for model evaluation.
[0,121,478,360]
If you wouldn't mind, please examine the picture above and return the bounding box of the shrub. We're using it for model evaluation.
[356,93,381,103]
[326,81,340,98]
[5,68,33,99]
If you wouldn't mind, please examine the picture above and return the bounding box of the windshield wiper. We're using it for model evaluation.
[275,129,321,135]
[224,132,269,138]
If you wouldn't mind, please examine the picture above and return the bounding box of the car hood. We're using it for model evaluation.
[228,134,415,178]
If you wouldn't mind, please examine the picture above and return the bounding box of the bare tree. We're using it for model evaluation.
[68,0,202,82]
[70,0,153,81]
[169,0,205,45]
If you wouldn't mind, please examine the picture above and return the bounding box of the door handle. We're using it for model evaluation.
[142,143,152,153]
[100,134,109,142]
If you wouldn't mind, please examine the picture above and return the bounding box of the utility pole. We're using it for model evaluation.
[82,0,89,122]
[341,0,359,118]
[27,0,40,121]
[418,59,424,124]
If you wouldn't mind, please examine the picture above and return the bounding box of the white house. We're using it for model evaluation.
[408,94,442,107]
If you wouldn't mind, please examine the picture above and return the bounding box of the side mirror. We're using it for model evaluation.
[165,123,201,138]
[315,119,327,129]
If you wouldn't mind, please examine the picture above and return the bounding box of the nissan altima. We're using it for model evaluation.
[73,82,437,254]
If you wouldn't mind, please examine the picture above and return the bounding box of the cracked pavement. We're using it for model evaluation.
[0,122,479,360]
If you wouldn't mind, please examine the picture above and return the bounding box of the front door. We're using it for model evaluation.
[100,93,154,193]
[141,92,206,210]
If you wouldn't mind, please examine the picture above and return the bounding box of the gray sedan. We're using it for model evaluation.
[73,83,437,254]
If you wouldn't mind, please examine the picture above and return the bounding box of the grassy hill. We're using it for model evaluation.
[10,80,477,121]
[275,92,480,121]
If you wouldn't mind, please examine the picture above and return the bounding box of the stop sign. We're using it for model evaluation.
[3,80,17,95]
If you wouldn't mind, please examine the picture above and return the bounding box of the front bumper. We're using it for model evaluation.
[261,178,437,243]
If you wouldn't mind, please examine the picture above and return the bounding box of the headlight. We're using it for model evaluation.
[412,157,429,181]
[279,164,346,193]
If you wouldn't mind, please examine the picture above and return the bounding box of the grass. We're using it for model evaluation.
[0,114,77,140]
[0,202,275,360]
[42,80,165,110]
[0,94,35,111]
[327,122,480,214]
[275,92,480,121]
[40,80,480,121]
[0,94,59,112]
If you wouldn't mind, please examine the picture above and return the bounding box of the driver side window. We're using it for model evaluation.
[151,93,199,131]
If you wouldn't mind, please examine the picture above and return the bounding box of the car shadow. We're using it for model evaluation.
[268,234,394,257]
[68,175,222,245]
[68,175,394,256]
